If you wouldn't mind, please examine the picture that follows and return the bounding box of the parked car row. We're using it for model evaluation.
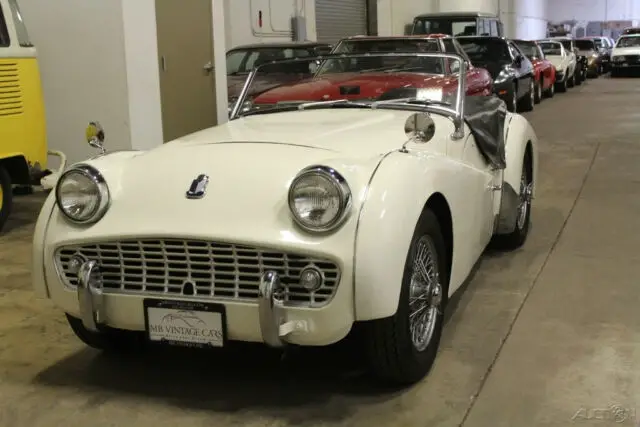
[225,33,602,118]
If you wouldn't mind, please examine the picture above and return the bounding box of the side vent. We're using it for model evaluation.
[0,62,24,117]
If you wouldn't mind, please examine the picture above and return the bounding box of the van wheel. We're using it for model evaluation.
[365,209,448,385]
[0,166,13,233]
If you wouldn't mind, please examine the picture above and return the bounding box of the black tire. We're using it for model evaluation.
[365,209,449,385]
[567,69,575,88]
[545,78,555,98]
[575,66,583,85]
[66,313,140,353]
[534,78,542,104]
[519,78,535,112]
[493,151,533,250]
[556,73,568,92]
[0,166,12,233]
[506,83,518,112]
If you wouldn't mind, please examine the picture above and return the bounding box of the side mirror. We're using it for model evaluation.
[86,122,106,154]
[514,55,523,66]
[404,112,435,144]
[309,61,319,73]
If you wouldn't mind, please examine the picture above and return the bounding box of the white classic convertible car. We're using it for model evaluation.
[32,52,538,385]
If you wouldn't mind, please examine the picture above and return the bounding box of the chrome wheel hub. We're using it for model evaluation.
[409,235,442,352]
[516,168,533,230]
[530,82,535,103]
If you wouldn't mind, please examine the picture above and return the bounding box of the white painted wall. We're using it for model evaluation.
[19,0,132,166]
[547,0,639,23]
[506,0,547,39]
[224,0,316,49]
[377,0,438,36]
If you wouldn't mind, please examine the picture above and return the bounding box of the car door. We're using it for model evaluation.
[507,42,529,98]
[460,128,498,254]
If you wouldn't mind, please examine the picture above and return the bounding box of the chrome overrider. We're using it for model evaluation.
[76,260,309,346]
[77,260,104,332]
[229,51,468,140]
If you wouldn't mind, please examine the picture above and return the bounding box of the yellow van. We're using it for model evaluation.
[0,0,65,232]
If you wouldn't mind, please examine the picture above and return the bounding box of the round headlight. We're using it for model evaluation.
[55,164,110,224]
[288,166,351,232]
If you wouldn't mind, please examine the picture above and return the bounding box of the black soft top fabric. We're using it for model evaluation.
[377,88,507,169]
[463,95,507,169]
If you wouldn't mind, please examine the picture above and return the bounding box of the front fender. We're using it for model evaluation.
[353,151,467,321]
[32,191,57,299]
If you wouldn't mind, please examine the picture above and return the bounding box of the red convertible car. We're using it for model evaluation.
[513,39,557,102]
[252,35,493,106]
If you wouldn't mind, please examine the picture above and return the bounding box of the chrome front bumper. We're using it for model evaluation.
[76,261,309,346]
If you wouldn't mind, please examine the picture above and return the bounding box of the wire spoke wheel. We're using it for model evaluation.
[408,235,443,352]
[516,166,533,230]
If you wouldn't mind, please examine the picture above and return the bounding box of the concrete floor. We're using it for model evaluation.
[1,75,640,427]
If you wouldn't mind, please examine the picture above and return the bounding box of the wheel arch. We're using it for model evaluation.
[0,154,30,185]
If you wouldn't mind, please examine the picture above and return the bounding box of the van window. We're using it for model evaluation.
[7,0,33,47]
[478,19,489,36]
[0,4,10,47]
[490,20,498,36]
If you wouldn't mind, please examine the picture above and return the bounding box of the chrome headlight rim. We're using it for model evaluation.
[288,165,352,233]
[55,164,110,224]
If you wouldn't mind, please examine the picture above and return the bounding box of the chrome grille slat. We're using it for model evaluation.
[55,239,340,306]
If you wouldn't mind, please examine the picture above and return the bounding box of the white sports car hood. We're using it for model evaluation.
[612,47,640,56]
[544,55,565,70]
[54,109,430,242]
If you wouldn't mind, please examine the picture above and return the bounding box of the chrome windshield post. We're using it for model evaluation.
[452,55,466,141]
[229,68,258,120]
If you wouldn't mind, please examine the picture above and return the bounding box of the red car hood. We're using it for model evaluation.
[227,73,312,99]
[253,72,458,104]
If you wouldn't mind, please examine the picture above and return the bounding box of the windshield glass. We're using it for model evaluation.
[616,36,640,48]
[230,53,463,118]
[412,17,479,36]
[539,42,562,56]
[514,41,540,59]
[457,37,510,62]
[575,40,595,50]
[226,47,317,75]
[556,39,572,50]
[318,38,445,75]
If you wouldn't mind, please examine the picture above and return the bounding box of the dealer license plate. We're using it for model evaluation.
[144,299,226,348]
[622,63,629,67]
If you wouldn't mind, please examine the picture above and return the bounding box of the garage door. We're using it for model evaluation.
[315,0,368,44]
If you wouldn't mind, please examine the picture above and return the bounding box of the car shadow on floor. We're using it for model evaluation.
[33,331,408,422]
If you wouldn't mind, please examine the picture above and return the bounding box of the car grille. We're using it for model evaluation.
[624,55,640,63]
[54,239,341,306]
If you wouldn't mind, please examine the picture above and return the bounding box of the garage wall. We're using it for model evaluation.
[224,0,316,49]
[18,0,132,166]
[548,0,639,22]
[377,0,438,36]
[502,0,547,40]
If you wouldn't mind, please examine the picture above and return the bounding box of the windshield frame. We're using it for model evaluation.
[229,52,467,135]
[316,38,446,75]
